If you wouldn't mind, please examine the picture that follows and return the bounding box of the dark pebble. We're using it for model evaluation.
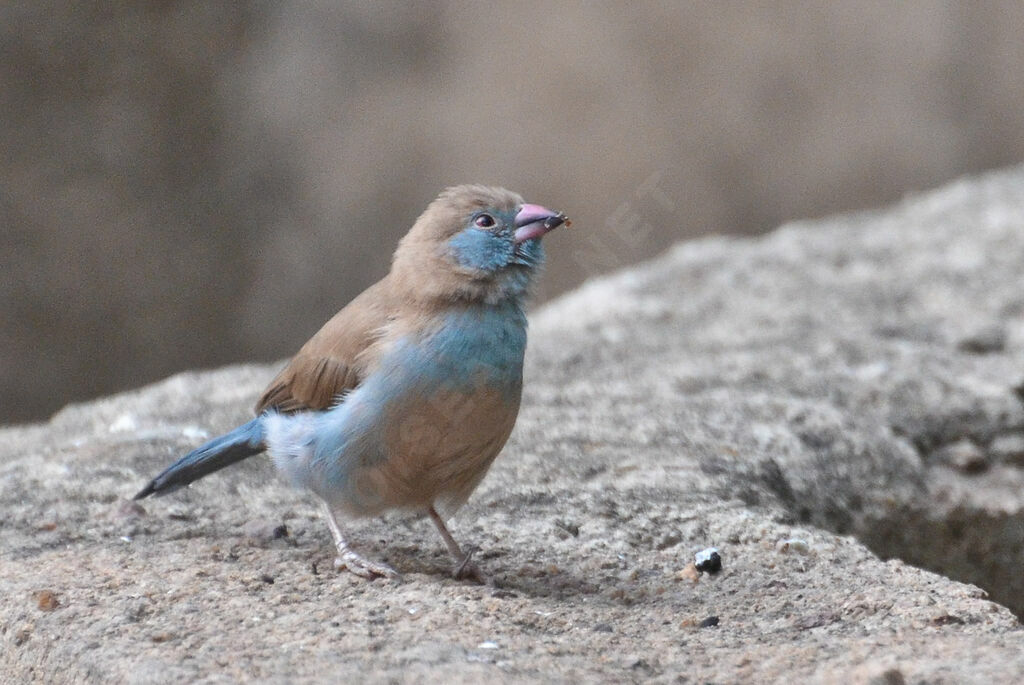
[593,623,614,633]
[957,326,1006,354]
[699,616,720,628]
[877,668,907,685]
[554,520,580,537]
[243,519,290,544]
[931,613,965,626]
[695,548,722,574]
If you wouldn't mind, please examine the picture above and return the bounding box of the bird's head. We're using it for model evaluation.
[391,185,568,305]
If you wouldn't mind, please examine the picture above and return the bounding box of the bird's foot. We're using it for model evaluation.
[320,500,399,580]
[333,550,401,580]
[452,547,486,584]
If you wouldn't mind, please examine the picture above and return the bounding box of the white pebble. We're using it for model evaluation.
[776,538,810,554]
[109,413,137,433]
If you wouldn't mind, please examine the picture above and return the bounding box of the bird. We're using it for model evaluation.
[134,185,568,581]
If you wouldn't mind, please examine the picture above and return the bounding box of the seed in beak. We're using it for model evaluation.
[544,213,570,230]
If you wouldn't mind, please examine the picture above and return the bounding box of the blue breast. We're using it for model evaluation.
[306,302,528,498]
[408,302,528,395]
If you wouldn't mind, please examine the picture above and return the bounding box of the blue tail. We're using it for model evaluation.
[134,418,266,499]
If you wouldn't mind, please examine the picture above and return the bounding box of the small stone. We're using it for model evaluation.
[260,574,275,585]
[933,439,988,474]
[989,434,1024,466]
[795,612,838,630]
[108,412,138,433]
[593,623,614,633]
[630,658,653,671]
[699,616,720,628]
[113,499,147,519]
[694,547,722,574]
[776,538,810,554]
[554,520,580,537]
[871,668,907,685]
[243,519,289,544]
[477,641,499,649]
[151,632,174,643]
[656,531,682,550]
[931,612,965,626]
[957,326,1006,354]
[676,563,700,583]
[36,590,60,611]
[124,599,150,622]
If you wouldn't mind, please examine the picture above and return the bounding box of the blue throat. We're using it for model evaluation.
[375,301,529,401]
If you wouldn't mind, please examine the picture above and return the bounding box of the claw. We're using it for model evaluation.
[333,551,401,580]
[321,500,400,581]
[428,505,488,583]
[453,550,486,584]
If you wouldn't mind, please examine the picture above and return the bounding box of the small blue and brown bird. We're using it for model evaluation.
[134,185,568,581]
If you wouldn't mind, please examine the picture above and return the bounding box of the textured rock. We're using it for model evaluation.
[4,167,1024,682]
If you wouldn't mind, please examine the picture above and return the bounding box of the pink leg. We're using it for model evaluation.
[428,505,485,583]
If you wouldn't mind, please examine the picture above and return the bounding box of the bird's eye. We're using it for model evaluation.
[474,213,495,228]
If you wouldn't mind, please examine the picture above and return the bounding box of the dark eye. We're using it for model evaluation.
[474,213,495,228]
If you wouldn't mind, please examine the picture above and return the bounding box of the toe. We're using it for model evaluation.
[452,557,486,584]
[334,553,400,580]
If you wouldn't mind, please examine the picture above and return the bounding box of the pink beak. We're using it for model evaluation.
[513,203,568,244]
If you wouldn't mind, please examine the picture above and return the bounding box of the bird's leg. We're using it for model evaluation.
[427,505,485,583]
[320,500,399,580]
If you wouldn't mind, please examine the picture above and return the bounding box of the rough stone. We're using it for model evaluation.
[4,167,1024,682]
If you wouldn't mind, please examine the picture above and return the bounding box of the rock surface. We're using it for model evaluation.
[4,167,1024,683]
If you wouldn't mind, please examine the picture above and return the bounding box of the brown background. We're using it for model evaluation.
[3,2,1024,424]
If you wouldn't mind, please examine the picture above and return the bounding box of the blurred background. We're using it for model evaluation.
[3,2,1024,425]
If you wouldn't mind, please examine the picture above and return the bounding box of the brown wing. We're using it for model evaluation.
[255,279,392,414]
